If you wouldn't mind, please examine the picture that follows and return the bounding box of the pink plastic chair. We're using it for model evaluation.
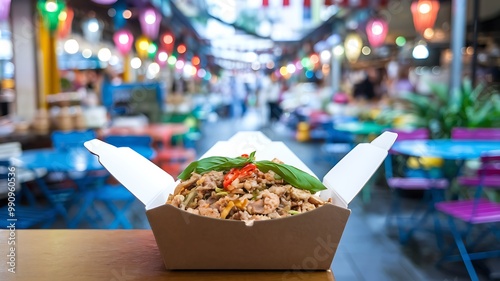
[385,128,449,244]
[451,127,500,140]
[435,151,500,281]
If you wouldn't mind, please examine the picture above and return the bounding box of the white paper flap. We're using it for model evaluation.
[321,132,397,206]
[84,139,175,206]
[228,131,272,150]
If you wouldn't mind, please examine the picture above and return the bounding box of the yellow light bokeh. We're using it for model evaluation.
[423,28,434,39]
[279,66,288,76]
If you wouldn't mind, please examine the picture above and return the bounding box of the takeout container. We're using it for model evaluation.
[85,131,397,270]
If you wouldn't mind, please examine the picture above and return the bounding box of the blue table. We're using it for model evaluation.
[10,146,155,228]
[391,140,500,160]
[389,139,500,246]
[12,147,155,171]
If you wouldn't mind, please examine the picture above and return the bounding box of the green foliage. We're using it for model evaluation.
[401,80,500,139]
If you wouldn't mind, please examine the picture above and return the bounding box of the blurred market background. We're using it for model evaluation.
[0,0,500,280]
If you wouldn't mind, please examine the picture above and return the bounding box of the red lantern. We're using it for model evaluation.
[57,7,74,39]
[304,0,311,7]
[263,0,269,7]
[324,0,333,5]
[283,0,290,6]
[160,31,175,53]
[365,18,388,48]
[411,0,440,35]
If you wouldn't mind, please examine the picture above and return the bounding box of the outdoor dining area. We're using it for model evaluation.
[1,113,500,280]
[1,0,500,280]
[0,122,197,229]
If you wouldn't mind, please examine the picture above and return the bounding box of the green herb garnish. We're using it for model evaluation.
[177,151,327,193]
[178,151,256,180]
[254,161,326,193]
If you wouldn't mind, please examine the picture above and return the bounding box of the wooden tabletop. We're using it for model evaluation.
[0,230,335,281]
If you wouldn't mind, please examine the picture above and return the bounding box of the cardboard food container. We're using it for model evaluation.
[84,131,397,270]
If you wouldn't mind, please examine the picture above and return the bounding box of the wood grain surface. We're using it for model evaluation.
[0,230,335,281]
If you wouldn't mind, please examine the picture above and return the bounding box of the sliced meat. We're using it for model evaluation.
[173,173,201,195]
[290,187,311,201]
[171,195,185,209]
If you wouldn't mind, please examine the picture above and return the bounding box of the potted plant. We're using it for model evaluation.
[401,80,500,139]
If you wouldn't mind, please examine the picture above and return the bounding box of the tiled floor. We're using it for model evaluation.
[43,108,499,280]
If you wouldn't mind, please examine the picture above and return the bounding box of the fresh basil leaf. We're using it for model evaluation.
[255,161,327,193]
[248,151,256,161]
[177,156,252,180]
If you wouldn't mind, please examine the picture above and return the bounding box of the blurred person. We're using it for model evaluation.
[373,67,389,100]
[353,70,376,101]
[229,73,247,118]
[391,66,415,99]
[266,76,283,125]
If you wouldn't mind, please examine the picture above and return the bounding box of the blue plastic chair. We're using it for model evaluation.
[0,149,57,229]
[49,130,105,226]
[51,130,97,151]
[103,135,153,147]
[317,121,355,164]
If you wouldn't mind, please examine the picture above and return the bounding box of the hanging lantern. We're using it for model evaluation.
[160,31,175,53]
[262,0,269,7]
[344,32,363,63]
[283,0,290,6]
[82,17,104,44]
[37,0,66,33]
[113,29,134,55]
[91,0,117,4]
[139,7,161,40]
[365,18,388,48]
[57,7,73,39]
[0,0,11,21]
[411,0,440,35]
[135,36,150,59]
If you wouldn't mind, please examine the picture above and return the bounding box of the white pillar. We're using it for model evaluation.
[11,0,39,121]
[331,53,341,94]
[450,0,467,98]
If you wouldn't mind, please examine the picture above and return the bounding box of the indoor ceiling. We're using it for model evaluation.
[170,0,500,55]
[65,0,500,68]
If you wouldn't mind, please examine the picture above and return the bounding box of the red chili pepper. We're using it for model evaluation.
[223,168,239,189]
[223,164,257,190]
[239,163,256,176]
[241,154,249,158]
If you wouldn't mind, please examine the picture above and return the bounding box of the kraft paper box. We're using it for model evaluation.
[85,131,397,270]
